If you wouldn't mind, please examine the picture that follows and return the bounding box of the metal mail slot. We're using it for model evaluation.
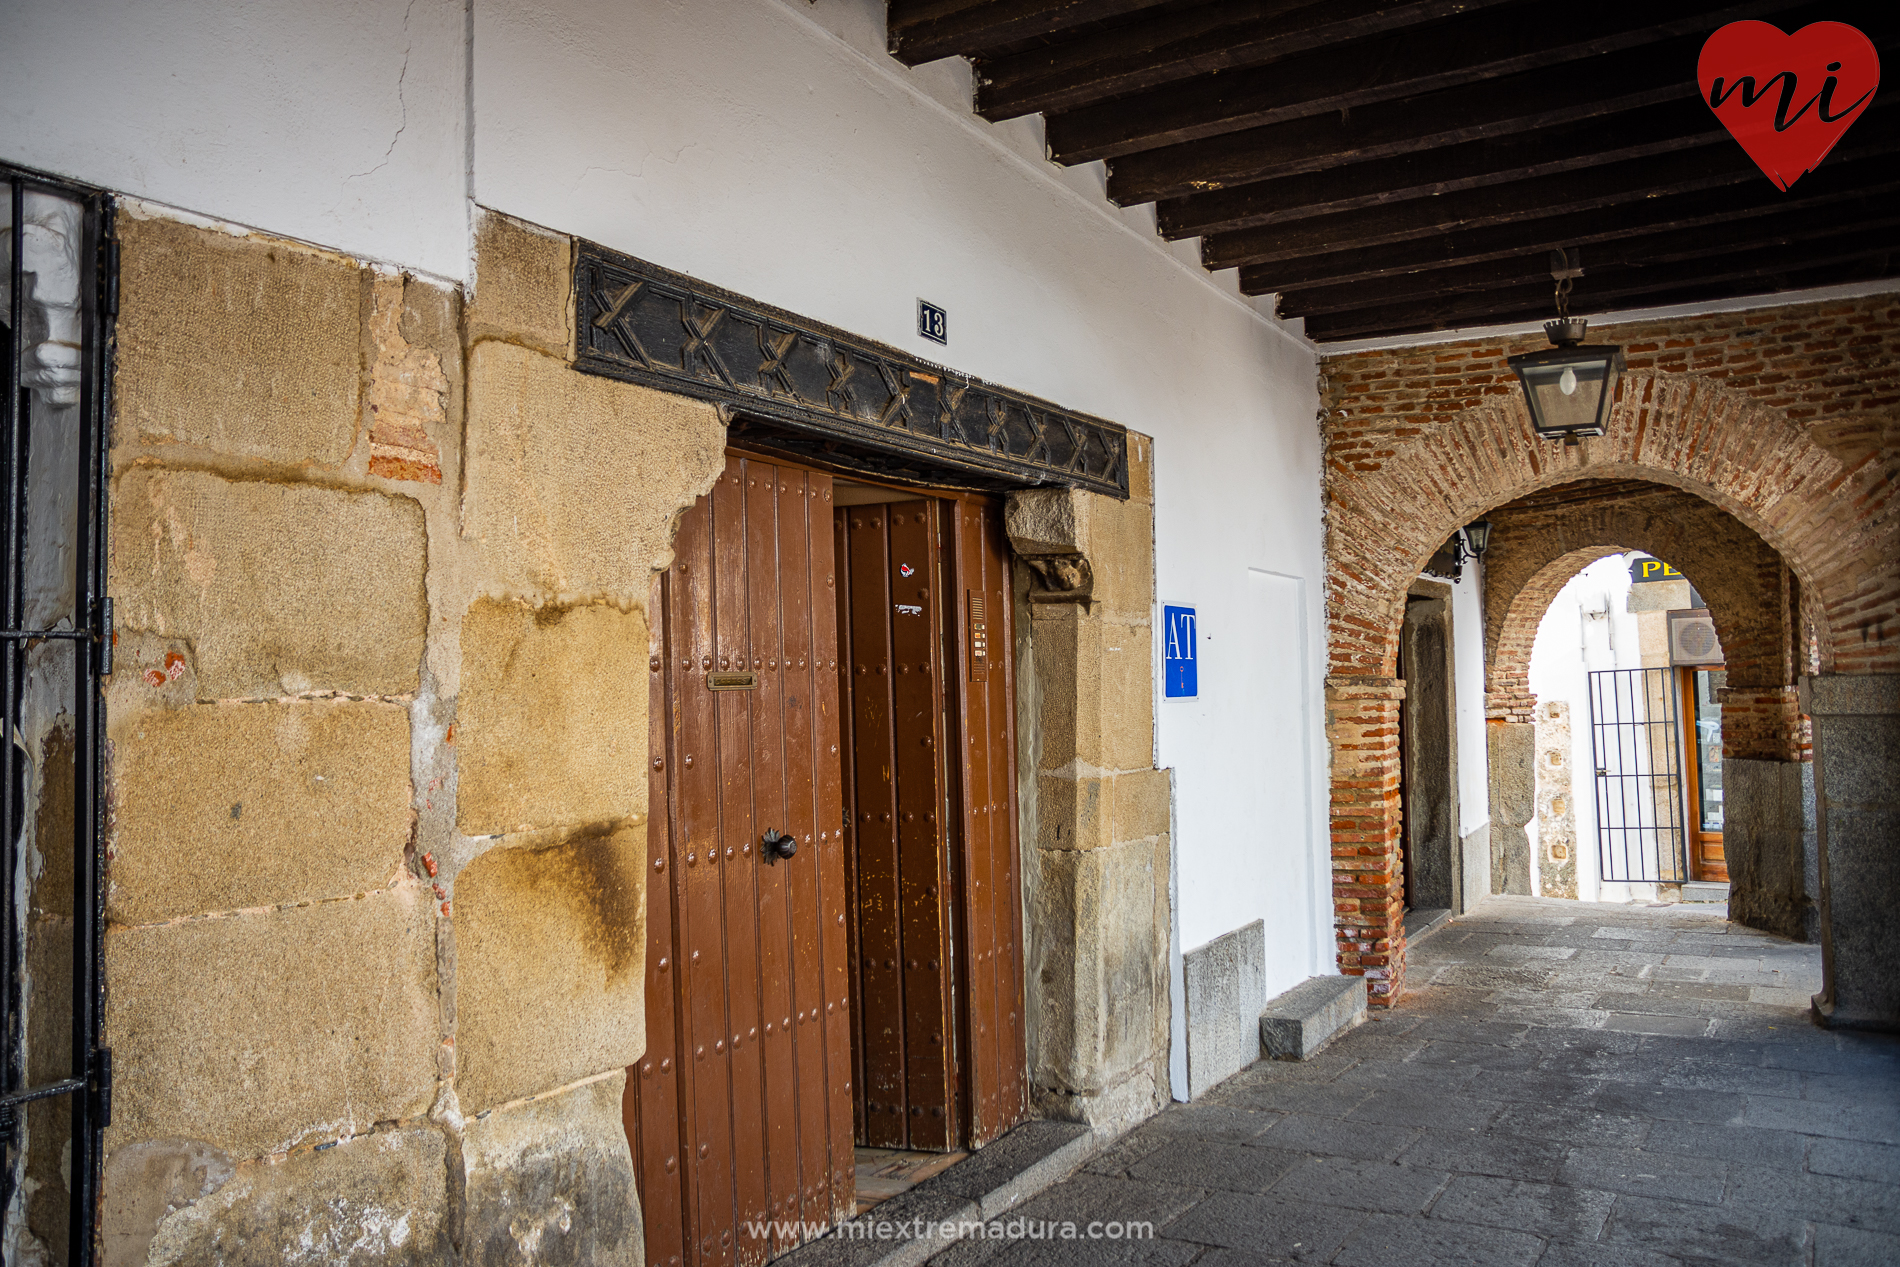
[707,671,759,691]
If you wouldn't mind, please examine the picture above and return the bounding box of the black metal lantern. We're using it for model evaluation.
[1463,519,1492,558]
[1507,251,1624,445]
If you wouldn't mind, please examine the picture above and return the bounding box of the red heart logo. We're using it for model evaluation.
[1698,20,1880,191]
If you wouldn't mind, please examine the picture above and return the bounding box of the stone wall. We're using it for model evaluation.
[99,203,1168,1261]
[100,207,725,1265]
[1006,459,1172,1134]
[1318,296,1899,999]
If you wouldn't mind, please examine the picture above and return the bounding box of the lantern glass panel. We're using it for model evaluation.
[1520,356,1613,436]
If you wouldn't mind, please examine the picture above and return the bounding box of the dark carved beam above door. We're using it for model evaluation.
[571,240,1130,499]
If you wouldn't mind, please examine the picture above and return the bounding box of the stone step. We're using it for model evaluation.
[776,1120,1096,1267]
[1259,974,1367,1062]
[1681,881,1731,904]
[1404,907,1452,945]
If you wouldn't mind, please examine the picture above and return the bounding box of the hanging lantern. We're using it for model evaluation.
[1507,251,1625,444]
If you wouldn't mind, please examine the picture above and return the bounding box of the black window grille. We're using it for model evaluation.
[2,159,112,1266]
[1588,667,1688,885]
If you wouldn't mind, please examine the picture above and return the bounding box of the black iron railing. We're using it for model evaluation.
[2,159,112,1266]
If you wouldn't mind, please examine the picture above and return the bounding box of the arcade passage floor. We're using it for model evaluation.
[932,896,1900,1266]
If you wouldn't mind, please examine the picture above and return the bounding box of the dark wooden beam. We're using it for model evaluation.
[1302,257,1898,342]
[974,0,1520,121]
[887,0,1177,66]
[1279,224,1900,319]
[1103,39,1691,204]
[1204,115,1900,270]
[1155,100,1726,241]
[1101,1,1875,206]
[1238,167,1900,295]
[1045,1,1776,165]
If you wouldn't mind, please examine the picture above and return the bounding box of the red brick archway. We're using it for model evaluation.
[1317,296,1900,1002]
[1481,481,1805,764]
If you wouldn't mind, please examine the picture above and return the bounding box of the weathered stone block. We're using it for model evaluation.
[111,469,427,699]
[1029,834,1170,1130]
[1088,499,1155,622]
[101,1139,234,1267]
[1111,766,1173,844]
[109,700,411,923]
[1100,619,1156,771]
[1487,722,1535,895]
[1725,758,1810,941]
[115,214,362,466]
[1037,772,1109,851]
[1184,919,1265,1097]
[468,211,573,360]
[104,887,437,1157]
[1127,431,1155,504]
[462,1073,641,1267]
[141,1128,449,1267]
[1259,974,1366,1061]
[1806,673,1900,1031]
[454,822,646,1113]
[463,342,725,601]
[456,600,649,836]
[1005,487,1090,556]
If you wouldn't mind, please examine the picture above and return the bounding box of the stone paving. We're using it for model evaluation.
[930,896,1900,1267]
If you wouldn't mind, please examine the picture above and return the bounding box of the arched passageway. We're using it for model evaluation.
[1318,302,1900,1024]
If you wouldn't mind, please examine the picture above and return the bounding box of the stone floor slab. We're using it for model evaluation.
[921,897,1898,1267]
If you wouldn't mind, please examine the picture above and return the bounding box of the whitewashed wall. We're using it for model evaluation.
[1530,554,1644,903]
[1453,565,1490,839]
[2,0,469,280]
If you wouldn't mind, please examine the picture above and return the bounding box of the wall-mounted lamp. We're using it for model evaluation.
[1463,519,1492,559]
[1506,250,1625,446]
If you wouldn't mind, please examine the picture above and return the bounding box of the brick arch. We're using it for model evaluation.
[1324,372,1896,684]
[1478,480,1801,764]
[1320,357,1897,1002]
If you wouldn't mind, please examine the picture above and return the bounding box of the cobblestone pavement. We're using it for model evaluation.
[932,896,1900,1267]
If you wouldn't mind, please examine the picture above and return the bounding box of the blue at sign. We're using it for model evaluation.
[1163,605,1197,699]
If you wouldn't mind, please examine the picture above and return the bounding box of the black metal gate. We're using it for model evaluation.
[2,161,113,1265]
[1588,667,1688,884]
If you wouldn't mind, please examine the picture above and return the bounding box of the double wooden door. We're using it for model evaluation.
[629,455,1027,1267]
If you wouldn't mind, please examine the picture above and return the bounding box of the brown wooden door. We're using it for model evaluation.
[628,454,855,1267]
[835,494,1026,1152]
[944,498,1027,1146]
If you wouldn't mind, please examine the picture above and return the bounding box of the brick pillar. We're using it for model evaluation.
[1327,676,1407,1005]
[1720,685,1803,763]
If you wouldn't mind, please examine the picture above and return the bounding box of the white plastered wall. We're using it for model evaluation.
[2,0,470,281]
[1530,554,1647,904]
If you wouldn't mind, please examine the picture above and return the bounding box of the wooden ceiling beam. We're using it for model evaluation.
[1155,100,1726,241]
[1204,116,1899,270]
[1045,1,1776,165]
[1237,171,1900,295]
[1279,224,1900,319]
[887,0,1176,66]
[1103,40,1692,204]
[1301,257,1898,342]
[974,0,1517,121]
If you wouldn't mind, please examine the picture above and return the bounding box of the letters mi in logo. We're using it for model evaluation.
[1163,604,1197,700]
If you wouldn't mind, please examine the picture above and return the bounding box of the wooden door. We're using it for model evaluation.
[944,498,1027,1146]
[628,454,855,1267]
[834,494,1026,1153]
[836,498,957,1149]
